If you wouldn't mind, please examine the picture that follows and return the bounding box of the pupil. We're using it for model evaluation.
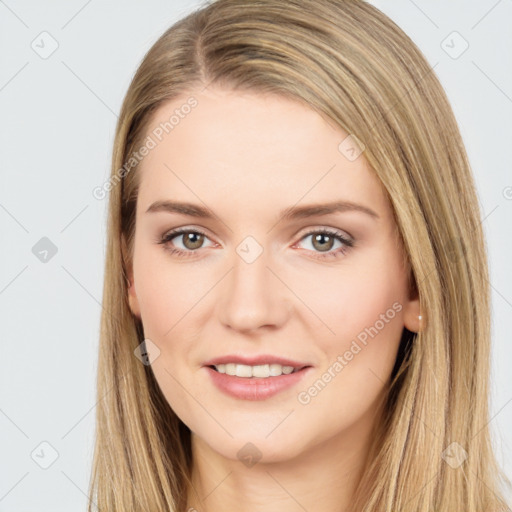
[314,233,333,252]
[184,232,203,249]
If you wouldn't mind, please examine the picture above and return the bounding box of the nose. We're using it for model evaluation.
[216,246,292,333]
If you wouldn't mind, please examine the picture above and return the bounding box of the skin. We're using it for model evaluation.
[126,85,421,512]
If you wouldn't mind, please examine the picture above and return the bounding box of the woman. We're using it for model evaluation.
[88,0,511,510]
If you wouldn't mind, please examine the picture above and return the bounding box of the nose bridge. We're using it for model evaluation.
[217,236,290,332]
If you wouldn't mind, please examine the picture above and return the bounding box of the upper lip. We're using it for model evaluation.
[203,354,312,369]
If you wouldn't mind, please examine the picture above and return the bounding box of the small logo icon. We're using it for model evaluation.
[134,338,161,365]
[338,134,365,161]
[30,441,59,469]
[442,442,468,468]
[503,186,512,200]
[32,237,58,263]
[236,236,264,264]
[441,31,469,60]
[31,31,59,59]
[237,442,262,468]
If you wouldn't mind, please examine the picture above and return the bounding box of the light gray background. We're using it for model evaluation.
[0,1,510,510]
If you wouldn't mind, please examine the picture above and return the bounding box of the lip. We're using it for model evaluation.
[202,354,311,369]
[204,365,313,401]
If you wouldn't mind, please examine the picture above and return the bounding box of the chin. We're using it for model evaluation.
[195,427,309,465]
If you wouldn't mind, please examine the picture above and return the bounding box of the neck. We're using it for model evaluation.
[184,405,381,512]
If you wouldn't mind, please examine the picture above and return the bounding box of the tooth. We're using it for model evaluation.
[215,363,300,377]
[252,364,270,378]
[225,363,237,376]
[269,364,283,376]
[235,364,253,377]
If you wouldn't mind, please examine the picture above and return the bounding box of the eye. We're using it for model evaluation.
[157,228,215,258]
[157,227,354,260]
[294,228,354,260]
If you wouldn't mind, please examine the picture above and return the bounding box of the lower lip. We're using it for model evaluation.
[204,366,312,401]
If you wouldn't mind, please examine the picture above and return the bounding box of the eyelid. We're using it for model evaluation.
[160,225,353,244]
[158,224,355,261]
[159,226,216,246]
[293,225,353,243]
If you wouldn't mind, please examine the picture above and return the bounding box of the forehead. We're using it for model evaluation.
[136,86,389,220]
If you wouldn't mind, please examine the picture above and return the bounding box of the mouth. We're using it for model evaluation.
[207,363,310,378]
[204,363,313,401]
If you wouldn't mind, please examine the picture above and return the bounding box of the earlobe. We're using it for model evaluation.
[402,273,425,333]
[403,296,425,333]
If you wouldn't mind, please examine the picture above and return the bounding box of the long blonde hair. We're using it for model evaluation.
[88,1,511,510]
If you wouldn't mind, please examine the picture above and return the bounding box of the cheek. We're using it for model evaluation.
[311,257,407,343]
[132,251,203,423]
[133,249,206,340]
[301,255,407,405]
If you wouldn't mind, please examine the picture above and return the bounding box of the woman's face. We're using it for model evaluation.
[127,85,420,464]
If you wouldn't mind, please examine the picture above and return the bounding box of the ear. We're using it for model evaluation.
[402,272,424,333]
[126,265,141,319]
[122,235,141,319]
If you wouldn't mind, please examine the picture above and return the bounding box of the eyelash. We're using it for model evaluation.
[157,227,354,260]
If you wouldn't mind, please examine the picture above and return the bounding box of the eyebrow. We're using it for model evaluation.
[145,199,379,220]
